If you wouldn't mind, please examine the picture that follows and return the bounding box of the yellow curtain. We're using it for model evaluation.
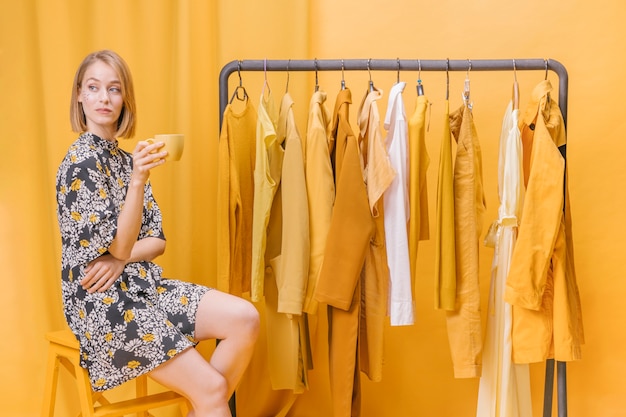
[1,1,221,415]
[4,1,626,416]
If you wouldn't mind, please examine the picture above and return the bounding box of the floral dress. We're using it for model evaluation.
[56,133,210,391]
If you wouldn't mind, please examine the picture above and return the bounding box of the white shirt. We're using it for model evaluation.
[383,82,414,326]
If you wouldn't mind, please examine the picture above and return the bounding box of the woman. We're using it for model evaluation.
[56,49,259,417]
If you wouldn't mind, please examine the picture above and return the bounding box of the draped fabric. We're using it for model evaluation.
[434,99,457,311]
[476,101,532,417]
[1,2,221,416]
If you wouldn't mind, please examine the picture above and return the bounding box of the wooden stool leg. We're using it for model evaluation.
[41,347,61,417]
[179,398,190,416]
[136,375,149,417]
[70,349,97,417]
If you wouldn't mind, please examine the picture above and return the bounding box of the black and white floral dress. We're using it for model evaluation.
[56,133,210,391]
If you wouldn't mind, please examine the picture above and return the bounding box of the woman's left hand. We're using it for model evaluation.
[81,254,126,293]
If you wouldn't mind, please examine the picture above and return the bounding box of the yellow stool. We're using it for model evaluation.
[41,329,190,417]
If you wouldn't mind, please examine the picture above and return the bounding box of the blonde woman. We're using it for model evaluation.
[56,50,259,417]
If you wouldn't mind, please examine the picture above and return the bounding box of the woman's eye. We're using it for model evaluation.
[109,87,121,94]
[88,85,98,92]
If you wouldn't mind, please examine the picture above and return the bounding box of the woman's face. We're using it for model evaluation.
[78,60,124,140]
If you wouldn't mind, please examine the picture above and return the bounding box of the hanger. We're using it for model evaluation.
[341,59,346,90]
[512,59,519,110]
[314,58,319,92]
[229,60,248,104]
[463,59,472,108]
[416,59,424,96]
[396,58,401,84]
[445,58,450,101]
[261,58,271,99]
[367,58,375,92]
[285,59,291,93]
[543,58,551,104]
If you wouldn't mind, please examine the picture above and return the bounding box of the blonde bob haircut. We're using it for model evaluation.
[70,50,137,138]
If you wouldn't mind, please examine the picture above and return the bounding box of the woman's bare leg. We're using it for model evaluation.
[194,290,260,397]
[147,290,258,416]
[148,347,232,416]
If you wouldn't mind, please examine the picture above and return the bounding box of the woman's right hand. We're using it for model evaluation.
[81,254,127,293]
[131,140,167,184]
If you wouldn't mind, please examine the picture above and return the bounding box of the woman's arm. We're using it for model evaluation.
[107,140,165,261]
[128,236,166,263]
[81,237,165,293]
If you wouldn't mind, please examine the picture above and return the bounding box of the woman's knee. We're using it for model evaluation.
[200,367,230,400]
[149,350,229,404]
[235,300,260,340]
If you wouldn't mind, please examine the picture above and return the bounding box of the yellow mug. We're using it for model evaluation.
[147,134,184,162]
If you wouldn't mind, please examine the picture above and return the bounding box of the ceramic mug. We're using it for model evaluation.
[147,134,184,162]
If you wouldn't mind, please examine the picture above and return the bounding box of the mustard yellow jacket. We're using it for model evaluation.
[505,80,584,363]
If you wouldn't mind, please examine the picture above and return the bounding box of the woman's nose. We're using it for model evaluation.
[99,89,110,102]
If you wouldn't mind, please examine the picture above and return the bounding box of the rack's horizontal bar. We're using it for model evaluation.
[219,58,568,128]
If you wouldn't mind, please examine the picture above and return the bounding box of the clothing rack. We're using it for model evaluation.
[218,58,570,417]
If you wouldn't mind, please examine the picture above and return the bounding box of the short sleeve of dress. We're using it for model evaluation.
[57,150,119,269]
[140,180,166,241]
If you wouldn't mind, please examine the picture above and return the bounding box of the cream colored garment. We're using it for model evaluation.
[356,86,392,382]
[250,92,281,302]
[382,82,414,326]
[358,88,395,213]
[276,92,310,315]
[476,101,531,417]
[303,90,334,315]
[264,93,311,395]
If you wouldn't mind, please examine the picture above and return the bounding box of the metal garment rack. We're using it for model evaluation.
[218,58,570,417]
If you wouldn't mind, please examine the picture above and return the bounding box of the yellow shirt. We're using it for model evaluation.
[408,95,430,280]
[250,92,282,302]
[315,88,375,310]
[434,100,456,310]
[276,92,310,315]
[303,90,335,314]
[217,99,257,295]
[356,87,392,381]
[505,80,584,363]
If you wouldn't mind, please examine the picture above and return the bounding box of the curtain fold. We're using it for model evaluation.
[1,1,221,415]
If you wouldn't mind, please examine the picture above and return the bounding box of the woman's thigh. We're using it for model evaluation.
[194,289,259,341]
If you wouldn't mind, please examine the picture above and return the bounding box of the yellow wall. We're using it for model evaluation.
[1,0,624,416]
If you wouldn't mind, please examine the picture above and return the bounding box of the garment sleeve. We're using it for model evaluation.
[140,180,165,241]
[504,130,564,310]
[56,154,119,267]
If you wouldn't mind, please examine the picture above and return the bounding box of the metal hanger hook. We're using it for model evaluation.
[446,58,450,100]
[285,59,290,93]
[396,57,401,83]
[544,58,549,80]
[367,58,375,92]
[341,59,345,79]
[341,59,346,90]
[513,59,518,82]
[417,59,422,83]
[314,58,319,92]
